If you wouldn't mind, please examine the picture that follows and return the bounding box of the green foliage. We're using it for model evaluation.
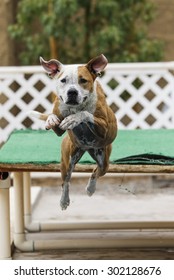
[9,0,164,65]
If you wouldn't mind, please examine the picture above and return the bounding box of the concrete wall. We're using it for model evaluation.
[149,0,174,61]
[0,0,17,66]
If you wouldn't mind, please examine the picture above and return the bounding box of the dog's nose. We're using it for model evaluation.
[67,89,78,98]
[66,89,79,105]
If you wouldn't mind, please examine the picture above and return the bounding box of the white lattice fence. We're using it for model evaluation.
[0,67,56,143]
[1,62,174,144]
[101,62,174,129]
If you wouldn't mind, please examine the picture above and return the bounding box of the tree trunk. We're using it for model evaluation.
[84,1,91,60]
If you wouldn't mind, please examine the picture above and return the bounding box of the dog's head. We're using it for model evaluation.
[40,54,108,106]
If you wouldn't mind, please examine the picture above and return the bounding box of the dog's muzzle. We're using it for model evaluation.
[66,89,79,105]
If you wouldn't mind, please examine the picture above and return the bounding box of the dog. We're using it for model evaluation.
[30,54,117,210]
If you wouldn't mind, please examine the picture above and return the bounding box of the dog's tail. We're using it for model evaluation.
[28,110,48,121]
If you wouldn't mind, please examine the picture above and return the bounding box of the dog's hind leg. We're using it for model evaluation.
[86,144,112,196]
[60,136,85,210]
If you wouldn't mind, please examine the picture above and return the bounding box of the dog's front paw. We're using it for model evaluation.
[59,115,79,130]
[59,112,92,130]
[45,114,60,130]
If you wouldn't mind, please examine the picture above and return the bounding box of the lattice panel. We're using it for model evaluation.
[1,63,174,144]
[0,69,56,143]
[101,66,174,129]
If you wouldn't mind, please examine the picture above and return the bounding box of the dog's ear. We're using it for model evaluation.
[40,57,63,78]
[86,54,108,77]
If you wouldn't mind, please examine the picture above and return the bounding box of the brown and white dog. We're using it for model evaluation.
[30,54,117,210]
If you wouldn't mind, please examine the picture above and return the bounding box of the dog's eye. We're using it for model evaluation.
[61,78,66,83]
[79,78,87,84]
